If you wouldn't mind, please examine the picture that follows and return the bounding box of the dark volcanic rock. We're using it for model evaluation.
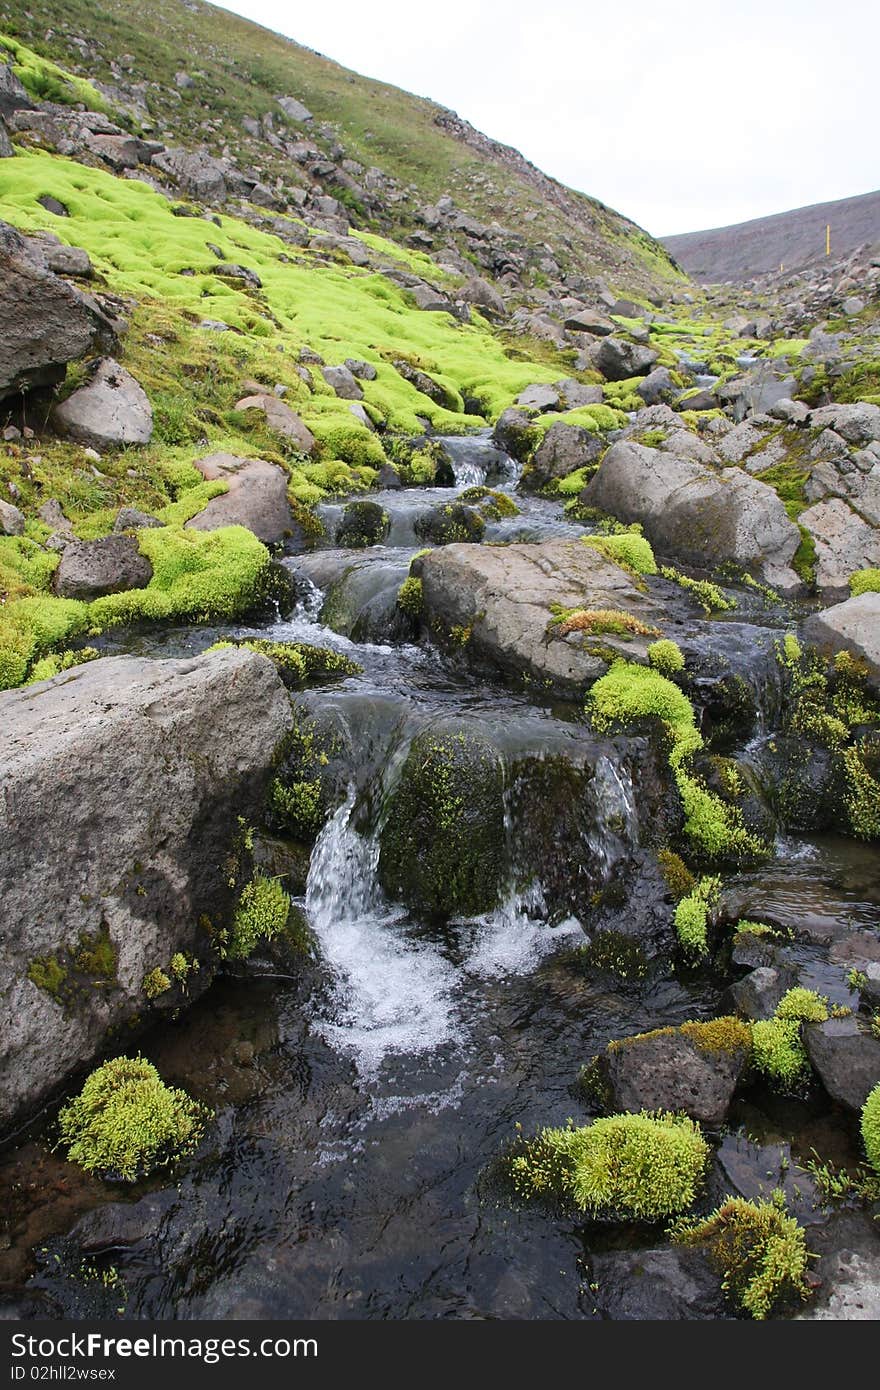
[588,1247,727,1321]
[54,536,153,600]
[804,1017,880,1112]
[600,1026,749,1126]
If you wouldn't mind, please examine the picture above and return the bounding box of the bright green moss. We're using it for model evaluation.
[674,768,760,860]
[673,875,720,958]
[672,1197,812,1320]
[509,1112,709,1219]
[143,967,171,1000]
[267,776,323,839]
[90,525,274,629]
[533,403,626,436]
[211,638,360,683]
[0,595,90,690]
[397,575,424,617]
[0,535,59,599]
[660,566,735,613]
[24,646,99,684]
[76,926,117,980]
[647,638,685,677]
[0,32,118,116]
[862,1083,880,1174]
[27,954,68,1000]
[850,567,880,597]
[775,988,829,1024]
[57,1055,210,1182]
[224,874,291,960]
[583,532,658,576]
[587,660,702,765]
[680,1016,753,1056]
[750,1017,809,1087]
[552,466,595,497]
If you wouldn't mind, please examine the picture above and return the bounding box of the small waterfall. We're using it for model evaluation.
[304,789,459,1075]
[586,755,639,876]
[439,433,520,489]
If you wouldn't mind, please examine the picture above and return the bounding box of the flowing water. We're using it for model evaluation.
[2,432,879,1319]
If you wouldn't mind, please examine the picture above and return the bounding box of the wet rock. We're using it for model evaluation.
[0,499,24,535]
[414,538,666,696]
[0,220,116,401]
[321,364,363,400]
[713,1134,824,1225]
[583,441,801,591]
[54,536,152,600]
[524,421,603,491]
[804,1016,880,1112]
[728,966,788,1019]
[335,499,390,549]
[0,649,293,1123]
[598,1024,749,1126]
[588,1247,726,1320]
[378,721,505,917]
[414,502,485,546]
[234,393,316,453]
[0,1291,63,1320]
[803,592,880,684]
[53,358,153,449]
[73,1193,174,1253]
[187,453,296,546]
[491,407,535,461]
[593,336,658,380]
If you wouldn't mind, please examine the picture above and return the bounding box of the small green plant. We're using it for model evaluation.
[57,1056,210,1181]
[673,876,720,958]
[509,1111,709,1219]
[397,576,424,617]
[224,874,291,960]
[660,566,735,613]
[647,639,685,677]
[672,1197,813,1319]
[862,1082,880,1174]
[143,968,171,1000]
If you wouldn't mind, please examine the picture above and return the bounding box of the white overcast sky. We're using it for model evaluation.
[221,0,877,236]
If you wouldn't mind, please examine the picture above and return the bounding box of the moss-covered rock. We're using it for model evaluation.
[378,724,504,917]
[335,499,390,549]
[414,502,485,547]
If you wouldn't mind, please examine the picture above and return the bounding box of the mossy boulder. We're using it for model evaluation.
[414,502,485,547]
[596,1017,752,1126]
[378,724,505,917]
[335,499,390,549]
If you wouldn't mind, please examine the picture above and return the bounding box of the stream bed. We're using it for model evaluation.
[1,433,878,1320]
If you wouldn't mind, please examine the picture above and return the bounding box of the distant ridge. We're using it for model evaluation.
[662,189,880,283]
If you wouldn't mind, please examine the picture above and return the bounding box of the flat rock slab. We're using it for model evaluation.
[414,538,667,697]
[804,592,880,684]
[0,649,292,1125]
[53,358,153,449]
[187,452,295,545]
[54,535,153,599]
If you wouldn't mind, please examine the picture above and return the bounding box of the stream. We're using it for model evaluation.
[1,432,878,1320]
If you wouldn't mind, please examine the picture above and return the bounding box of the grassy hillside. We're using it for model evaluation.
[0,0,683,294]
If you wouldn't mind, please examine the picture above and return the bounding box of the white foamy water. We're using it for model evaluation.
[304,790,460,1075]
[462,880,584,978]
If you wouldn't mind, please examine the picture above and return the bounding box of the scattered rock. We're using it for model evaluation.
[0,500,25,536]
[187,453,296,545]
[515,383,560,412]
[525,421,603,491]
[321,364,363,400]
[593,336,658,380]
[54,536,153,600]
[276,96,313,123]
[53,359,153,449]
[343,358,377,381]
[636,366,676,405]
[113,507,162,533]
[234,393,316,453]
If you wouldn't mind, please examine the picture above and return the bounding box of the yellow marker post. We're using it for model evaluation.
[826,223,831,256]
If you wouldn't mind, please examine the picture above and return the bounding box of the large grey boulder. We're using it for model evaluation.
[516,383,560,412]
[276,95,313,123]
[0,649,293,1125]
[54,536,153,600]
[636,366,676,405]
[598,1026,749,1126]
[799,499,880,598]
[525,421,603,491]
[186,452,296,545]
[234,393,316,453]
[803,592,880,684]
[0,500,24,536]
[151,147,228,202]
[0,220,115,401]
[458,276,505,317]
[583,441,801,590]
[53,358,153,449]
[593,336,658,380]
[26,232,92,278]
[0,60,31,114]
[564,308,615,336]
[414,538,667,696]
